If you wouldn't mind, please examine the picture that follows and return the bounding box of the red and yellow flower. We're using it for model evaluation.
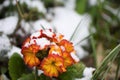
[21,44,40,67]
[21,29,79,77]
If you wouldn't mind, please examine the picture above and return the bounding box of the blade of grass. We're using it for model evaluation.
[101,65,111,80]
[101,53,116,80]
[89,27,97,68]
[74,33,94,46]
[69,19,83,41]
[16,0,24,18]
[40,24,45,30]
[92,44,120,79]
[115,56,120,80]
[90,35,97,68]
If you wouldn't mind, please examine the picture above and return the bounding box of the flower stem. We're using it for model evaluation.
[35,67,38,80]
[16,0,24,18]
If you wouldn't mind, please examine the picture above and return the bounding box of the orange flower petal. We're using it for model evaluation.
[49,45,62,56]
[21,44,40,67]
[62,52,75,68]
[24,54,40,67]
[41,54,66,77]
[59,39,74,53]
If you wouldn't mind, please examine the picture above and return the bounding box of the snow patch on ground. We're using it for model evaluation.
[51,7,82,40]
[0,34,11,51]
[33,19,53,31]
[19,0,46,13]
[0,16,18,35]
[7,46,22,58]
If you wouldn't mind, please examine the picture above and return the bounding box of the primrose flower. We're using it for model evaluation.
[41,54,66,77]
[21,29,79,77]
[21,44,40,67]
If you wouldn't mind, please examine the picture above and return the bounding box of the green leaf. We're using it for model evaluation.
[18,73,35,80]
[75,0,87,14]
[38,73,51,80]
[8,53,27,80]
[58,62,85,80]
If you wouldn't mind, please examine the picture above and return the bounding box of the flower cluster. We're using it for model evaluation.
[21,29,79,77]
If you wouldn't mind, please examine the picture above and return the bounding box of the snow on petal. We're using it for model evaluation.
[30,31,41,39]
[70,52,80,62]
[35,38,50,49]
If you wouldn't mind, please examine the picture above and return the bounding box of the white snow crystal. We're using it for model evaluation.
[0,16,18,35]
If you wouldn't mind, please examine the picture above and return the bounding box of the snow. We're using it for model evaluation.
[30,31,41,39]
[75,67,95,80]
[89,0,97,6]
[32,19,53,31]
[0,34,11,52]
[42,29,54,38]
[75,46,88,59]
[7,46,22,58]
[51,7,81,40]
[21,20,33,33]
[3,0,10,7]
[64,0,76,10]
[70,52,80,62]
[19,0,46,13]
[83,67,95,77]
[0,74,9,80]
[0,16,18,35]
[35,38,50,49]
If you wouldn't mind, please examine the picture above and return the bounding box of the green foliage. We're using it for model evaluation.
[75,0,88,14]
[8,53,27,80]
[42,0,64,9]
[92,44,120,79]
[58,62,85,80]
[39,73,51,80]
[0,50,9,74]
[19,2,45,21]
[18,73,35,80]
